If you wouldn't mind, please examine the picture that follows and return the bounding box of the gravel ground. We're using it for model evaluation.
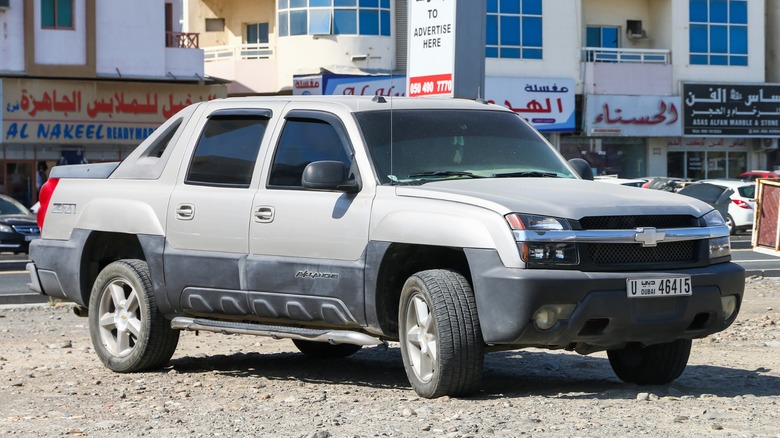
[1,276,778,438]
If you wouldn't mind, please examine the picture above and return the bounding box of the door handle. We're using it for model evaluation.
[176,204,195,220]
[254,206,275,223]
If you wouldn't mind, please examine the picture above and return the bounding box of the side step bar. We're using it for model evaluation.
[171,317,384,346]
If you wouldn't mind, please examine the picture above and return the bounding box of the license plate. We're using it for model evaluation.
[627,276,691,298]
[25,235,40,242]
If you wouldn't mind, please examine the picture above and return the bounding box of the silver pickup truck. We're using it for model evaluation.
[28,96,744,398]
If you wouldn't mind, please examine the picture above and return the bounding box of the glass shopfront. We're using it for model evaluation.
[559,136,646,178]
[666,138,748,179]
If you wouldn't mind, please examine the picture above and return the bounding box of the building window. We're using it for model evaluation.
[586,26,620,49]
[689,0,748,66]
[246,22,270,44]
[278,0,391,37]
[486,0,543,59]
[205,18,225,32]
[41,0,73,29]
[668,150,746,179]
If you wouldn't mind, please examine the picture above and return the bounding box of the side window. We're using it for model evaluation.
[185,116,268,188]
[269,118,351,187]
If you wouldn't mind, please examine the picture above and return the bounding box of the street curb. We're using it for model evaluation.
[0,293,51,306]
[0,260,29,272]
[745,269,780,278]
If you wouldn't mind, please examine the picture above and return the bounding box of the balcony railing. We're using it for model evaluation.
[582,47,670,64]
[204,43,274,62]
[166,32,199,49]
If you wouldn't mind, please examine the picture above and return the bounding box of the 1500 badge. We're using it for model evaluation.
[51,203,77,214]
[296,270,339,279]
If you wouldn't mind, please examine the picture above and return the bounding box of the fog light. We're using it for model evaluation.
[533,304,577,330]
[721,295,738,320]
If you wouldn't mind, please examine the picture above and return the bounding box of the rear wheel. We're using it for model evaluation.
[398,270,484,398]
[88,259,179,372]
[292,339,362,358]
[726,214,736,235]
[607,339,691,385]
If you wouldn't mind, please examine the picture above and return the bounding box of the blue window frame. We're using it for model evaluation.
[689,0,748,66]
[278,0,390,37]
[486,0,542,59]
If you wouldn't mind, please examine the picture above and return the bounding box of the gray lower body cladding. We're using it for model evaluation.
[465,248,745,348]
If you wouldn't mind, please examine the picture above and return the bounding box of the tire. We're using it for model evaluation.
[292,339,362,358]
[607,339,692,385]
[726,214,736,235]
[88,259,179,372]
[398,270,484,398]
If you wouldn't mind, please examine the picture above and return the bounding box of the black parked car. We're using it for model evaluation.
[0,194,40,254]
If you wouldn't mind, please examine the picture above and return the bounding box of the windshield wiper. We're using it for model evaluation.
[407,171,486,179]
[493,171,560,178]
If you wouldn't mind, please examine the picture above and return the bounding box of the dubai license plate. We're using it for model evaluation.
[25,235,40,241]
[627,276,691,298]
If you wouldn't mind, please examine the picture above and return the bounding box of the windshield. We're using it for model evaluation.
[355,109,576,184]
[0,196,32,216]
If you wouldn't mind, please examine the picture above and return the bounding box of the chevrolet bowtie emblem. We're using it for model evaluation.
[634,227,665,247]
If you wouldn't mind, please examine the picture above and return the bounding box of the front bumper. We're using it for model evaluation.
[466,249,745,350]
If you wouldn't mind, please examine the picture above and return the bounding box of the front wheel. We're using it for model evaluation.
[88,259,179,372]
[398,270,484,398]
[607,339,691,385]
[726,214,736,235]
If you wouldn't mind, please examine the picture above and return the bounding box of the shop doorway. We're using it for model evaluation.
[2,162,35,208]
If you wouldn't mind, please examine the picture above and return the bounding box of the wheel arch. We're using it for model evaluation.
[369,243,471,339]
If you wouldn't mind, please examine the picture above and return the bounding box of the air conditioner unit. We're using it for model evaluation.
[760,138,779,150]
[626,20,648,40]
[0,0,10,10]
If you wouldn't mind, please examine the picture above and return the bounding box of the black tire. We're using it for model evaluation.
[726,214,736,235]
[398,269,484,398]
[292,339,362,358]
[88,259,179,372]
[607,339,692,385]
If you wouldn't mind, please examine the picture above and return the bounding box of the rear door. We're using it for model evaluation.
[164,105,285,312]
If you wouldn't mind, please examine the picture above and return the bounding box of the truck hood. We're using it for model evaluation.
[395,178,713,220]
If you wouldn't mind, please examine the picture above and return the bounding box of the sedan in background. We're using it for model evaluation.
[699,179,756,235]
[0,194,40,254]
[738,170,779,181]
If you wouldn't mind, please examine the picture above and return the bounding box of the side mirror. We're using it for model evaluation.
[568,158,594,181]
[302,160,360,193]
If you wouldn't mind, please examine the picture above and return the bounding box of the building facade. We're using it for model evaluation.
[189,0,779,179]
[0,0,226,206]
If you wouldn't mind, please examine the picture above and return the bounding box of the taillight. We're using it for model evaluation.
[732,199,752,209]
[37,177,60,229]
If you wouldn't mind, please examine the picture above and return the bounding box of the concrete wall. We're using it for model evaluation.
[96,0,167,78]
[0,0,25,73]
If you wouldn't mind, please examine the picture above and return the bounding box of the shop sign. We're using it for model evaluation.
[485,77,575,132]
[585,95,682,137]
[406,0,455,97]
[293,74,405,97]
[1,78,226,145]
[666,137,748,151]
[683,83,780,136]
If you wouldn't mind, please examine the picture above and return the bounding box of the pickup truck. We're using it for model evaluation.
[28,96,744,398]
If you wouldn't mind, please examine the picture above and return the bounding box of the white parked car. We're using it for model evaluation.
[700,179,756,235]
[593,176,648,188]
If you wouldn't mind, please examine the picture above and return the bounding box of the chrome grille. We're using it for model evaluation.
[588,241,697,265]
[12,225,40,235]
[579,215,697,230]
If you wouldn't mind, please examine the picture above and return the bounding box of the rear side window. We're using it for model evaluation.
[186,116,268,188]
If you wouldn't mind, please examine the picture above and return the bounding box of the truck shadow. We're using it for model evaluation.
[166,345,780,399]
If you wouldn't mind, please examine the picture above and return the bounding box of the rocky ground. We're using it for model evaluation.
[1,276,778,438]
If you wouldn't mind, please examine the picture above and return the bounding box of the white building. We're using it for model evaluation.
[190,0,779,179]
[0,0,226,205]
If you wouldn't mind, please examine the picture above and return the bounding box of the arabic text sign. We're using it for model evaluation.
[406,0,455,98]
[585,95,682,137]
[683,83,780,137]
[485,77,575,132]
[1,78,226,145]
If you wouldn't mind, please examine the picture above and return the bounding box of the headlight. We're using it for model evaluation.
[506,214,578,265]
[505,213,570,231]
[709,236,731,259]
[702,210,726,227]
[0,224,13,233]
